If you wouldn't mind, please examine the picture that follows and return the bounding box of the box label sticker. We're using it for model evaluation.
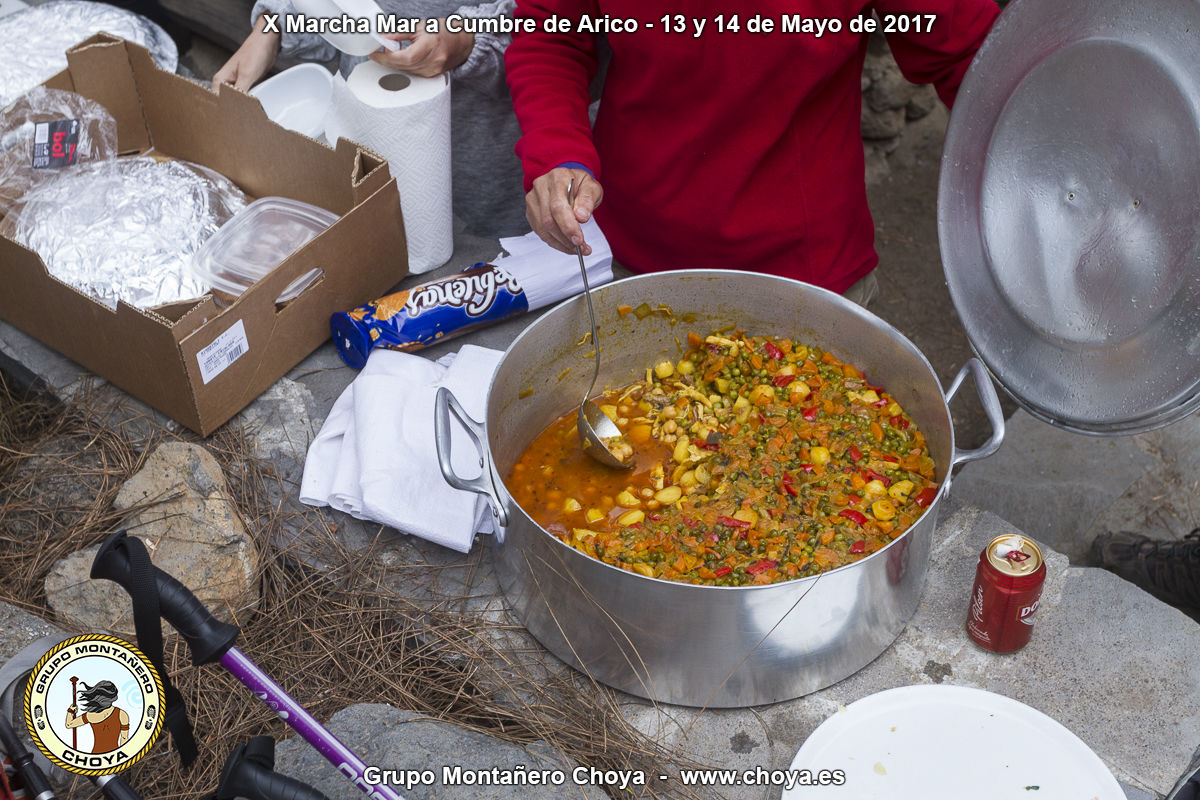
[32,119,81,169]
[197,319,249,384]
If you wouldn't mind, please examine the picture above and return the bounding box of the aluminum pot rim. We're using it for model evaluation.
[488,269,955,591]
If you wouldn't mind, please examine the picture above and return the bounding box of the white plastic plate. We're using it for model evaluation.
[785,685,1124,800]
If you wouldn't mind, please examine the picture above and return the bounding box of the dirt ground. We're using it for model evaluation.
[866,129,1018,450]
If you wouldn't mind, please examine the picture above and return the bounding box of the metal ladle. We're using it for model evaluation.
[569,178,634,470]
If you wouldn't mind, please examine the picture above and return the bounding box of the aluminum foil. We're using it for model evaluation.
[0,87,118,217]
[0,156,248,310]
[0,1,179,108]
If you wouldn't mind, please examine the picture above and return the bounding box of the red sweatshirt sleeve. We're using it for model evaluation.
[870,0,1001,107]
[506,0,603,191]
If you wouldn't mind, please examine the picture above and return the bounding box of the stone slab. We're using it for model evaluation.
[272,704,589,800]
[619,505,1198,799]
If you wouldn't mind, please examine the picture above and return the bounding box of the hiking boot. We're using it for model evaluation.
[1091,529,1200,610]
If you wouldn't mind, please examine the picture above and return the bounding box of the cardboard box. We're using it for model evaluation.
[0,35,408,435]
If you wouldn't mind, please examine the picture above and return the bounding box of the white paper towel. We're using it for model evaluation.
[325,61,453,273]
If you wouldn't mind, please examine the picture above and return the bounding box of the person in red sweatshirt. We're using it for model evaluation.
[505,1,1001,300]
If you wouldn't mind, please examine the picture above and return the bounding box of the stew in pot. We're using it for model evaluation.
[507,331,938,586]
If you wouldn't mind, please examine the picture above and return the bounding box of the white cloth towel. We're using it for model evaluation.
[300,344,504,553]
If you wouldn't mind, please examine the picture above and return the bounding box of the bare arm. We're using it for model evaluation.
[212,14,282,91]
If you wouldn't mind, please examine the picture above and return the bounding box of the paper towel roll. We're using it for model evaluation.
[325,61,453,273]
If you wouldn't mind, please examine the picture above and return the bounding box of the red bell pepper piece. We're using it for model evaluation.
[914,487,938,508]
[849,540,866,554]
[763,342,784,361]
[848,445,863,462]
[802,406,819,421]
[706,532,720,544]
[772,374,795,387]
[865,470,891,486]
[889,414,910,430]
[881,455,900,463]
[746,559,777,575]
[647,513,663,521]
[797,463,815,474]
[872,398,889,408]
[839,509,867,525]
[713,566,733,578]
[780,472,798,496]
[694,437,720,451]
[717,515,752,528]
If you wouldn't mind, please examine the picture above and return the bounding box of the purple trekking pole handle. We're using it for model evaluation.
[220,648,404,800]
[90,531,404,800]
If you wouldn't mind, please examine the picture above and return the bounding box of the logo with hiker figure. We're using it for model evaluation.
[23,635,164,775]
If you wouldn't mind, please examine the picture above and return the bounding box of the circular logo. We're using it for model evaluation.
[23,635,164,776]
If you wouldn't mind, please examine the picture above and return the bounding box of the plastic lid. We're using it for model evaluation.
[938,0,1200,435]
[289,0,401,57]
[191,196,337,306]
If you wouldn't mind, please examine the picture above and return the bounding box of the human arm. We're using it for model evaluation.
[506,0,603,252]
[64,706,83,728]
[869,0,1001,107]
[212,13,281,91]
[213,1,339,91]
[118,709,130,746]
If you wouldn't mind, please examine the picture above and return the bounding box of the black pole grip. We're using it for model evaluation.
[217,738,332,800]
[90,530,240,665]
[93,775,143,800]
[0,715,57,800]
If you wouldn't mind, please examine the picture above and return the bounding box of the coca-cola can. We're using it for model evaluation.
[966,534,1046,653]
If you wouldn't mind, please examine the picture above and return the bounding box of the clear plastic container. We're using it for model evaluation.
[190,196,337,307]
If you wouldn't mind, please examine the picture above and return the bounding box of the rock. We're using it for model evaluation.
[237,377,321,474]
[905,83,939,120]
[272,704,589,800]
[43,442,257,634]
[860,107,906,140]
[888,103,950,172]
[0,602,64,667]
[863,61,916,114]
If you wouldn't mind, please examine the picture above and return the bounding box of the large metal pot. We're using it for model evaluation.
[436,271,1003,707]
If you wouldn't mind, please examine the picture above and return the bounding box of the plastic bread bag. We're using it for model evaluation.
[0,87,119,218]
[0,156,248,310]
[0,0,178,108]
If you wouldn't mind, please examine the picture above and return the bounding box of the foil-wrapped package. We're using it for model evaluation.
[0,156,248,310]
[0,87,118,217]
[0,1,179,108]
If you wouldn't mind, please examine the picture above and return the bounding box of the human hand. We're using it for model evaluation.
[526,167,603,256]
[369,21,474,77]
[212,16,281,92]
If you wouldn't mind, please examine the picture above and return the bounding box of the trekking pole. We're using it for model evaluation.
[0,714,55,800]
[90,531,404,800]
[217,737,331,800]
[0,714,146,800]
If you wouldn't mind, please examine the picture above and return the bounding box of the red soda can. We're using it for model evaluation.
[966,534,1046,653]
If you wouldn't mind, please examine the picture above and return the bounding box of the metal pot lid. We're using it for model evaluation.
[938,0,1200,435]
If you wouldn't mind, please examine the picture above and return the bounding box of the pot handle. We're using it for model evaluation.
[946,357,1006,469]
[434,386,509,533]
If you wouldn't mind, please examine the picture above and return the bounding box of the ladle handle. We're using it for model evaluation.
[434,386,510,532]
[568,177,601,405]
[947,357,1006,470]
